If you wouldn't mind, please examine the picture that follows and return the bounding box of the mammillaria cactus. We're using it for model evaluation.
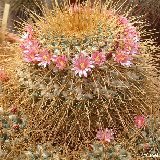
[0,0,160,155]
[78,114,160,159]
[0,105,27,159]
[80,142,132,160]
[16,143,67,160]
[134,115,160,157]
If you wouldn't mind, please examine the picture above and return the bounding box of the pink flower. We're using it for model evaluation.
[72,53,94,77]
[96,128,114,142]
[0,69,9,82]
[113,52,132,67]
[118,25,139,54]
[91,51,106,66]
[24,51,38,63]
[36,49,53,67]
[25,25,34,33]
[21,39,40,52]
[22,24,34,40]
[118,16,129,25]
[124,26,138,39]
[134,115,145,129]
[21,40,40,63]
[53,55,68,70]
[124,41,139,55]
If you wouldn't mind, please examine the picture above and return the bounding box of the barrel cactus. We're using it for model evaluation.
[134,115,160,156]
[0,105,27,159]
[1,0,160,153]
[17,143,66,160]
[80,142,132,160]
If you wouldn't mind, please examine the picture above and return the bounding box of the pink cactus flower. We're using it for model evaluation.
[53,55,68,70]
[21,39,40,52]
[21,40,40,63]
[118,16,129,25]
[36,49,53,67]
[21,33,30,41]
[21,39,40,63]
[127,43,139,55]
[22,24,34,40]
[134,115,145,129]
[25,24,34,33]
[91,51,106,66]
[113,52,132,67]
[72,53,94,77]
[124,26,138,38]
[24,51,38,63]
[96,128,114,142]
[123,39,139,54]
[0,69,9,82]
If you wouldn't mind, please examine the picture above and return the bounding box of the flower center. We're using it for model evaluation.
[80,63,85,70]
[43,55,49,61]
[30,54,35,59]
[95,56,100,62]
[60,61,65,66]
[118,54,126,62]
[43,55,48,60]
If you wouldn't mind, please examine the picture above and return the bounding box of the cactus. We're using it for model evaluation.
[134,115,160,156]
[0,0,159,156]
[17,143,67,160]
[80,115,160,159]
[80,142,132,160]
[15,1,160,146]
[0,105,27,159]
